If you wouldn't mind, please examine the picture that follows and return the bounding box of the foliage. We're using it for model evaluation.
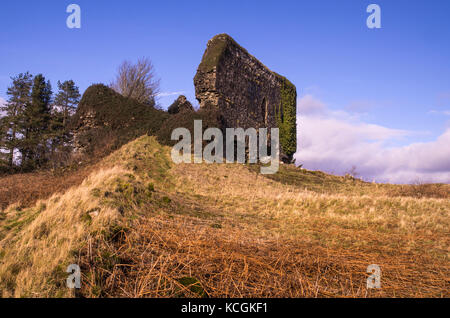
[19,74,53,170]
[0,73,81,173]
[276,76,297,162]
[48,80,81,168]
[53,80,80,127]
[0,72,33,170]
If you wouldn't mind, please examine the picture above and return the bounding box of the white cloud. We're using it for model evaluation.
[429,110,450,116]
[297,94,326,115]
[294,95,450,184]
[155,91,186,98]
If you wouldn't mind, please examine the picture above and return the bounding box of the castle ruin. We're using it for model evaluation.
[73,34,298,163]
[194,34,297,162]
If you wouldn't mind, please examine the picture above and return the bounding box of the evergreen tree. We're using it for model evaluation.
[53,80,80,127]
[49,80,80,166]
[0,72,33,170]
[20,74,52,169]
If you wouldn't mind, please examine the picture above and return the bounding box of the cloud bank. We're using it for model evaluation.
[294,95,450,184]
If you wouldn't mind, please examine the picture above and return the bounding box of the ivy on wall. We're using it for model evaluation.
[277,77,297,162]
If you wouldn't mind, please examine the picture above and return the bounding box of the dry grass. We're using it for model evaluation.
[0,167,95,211]
[0,167,127,297]
[388,182,450,199]
[251,163,450,199]
[0,136,449,298]
[77,213,448,298]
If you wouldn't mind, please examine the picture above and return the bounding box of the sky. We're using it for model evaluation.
[1,0,450,183]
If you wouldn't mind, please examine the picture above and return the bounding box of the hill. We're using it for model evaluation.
[0,136,448,297]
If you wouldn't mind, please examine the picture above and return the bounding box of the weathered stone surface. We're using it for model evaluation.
[167,95,194,114]
[194,34,297,162]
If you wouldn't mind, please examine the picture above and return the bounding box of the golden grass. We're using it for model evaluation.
[0,167,127,297]
[0,135,449,297]
[78,214,448,297]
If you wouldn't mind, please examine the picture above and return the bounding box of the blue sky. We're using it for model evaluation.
[1,0,450,183]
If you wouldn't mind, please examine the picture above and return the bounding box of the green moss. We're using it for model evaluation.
[197,34,251,73]
[2,208,41,233]
[81,208,100,225]
[197,34,230,73]
[91,188,101,198]
[102,224,129,244]
[147,183,155,192]
[162,196,171,204]
[48,263,71,290]
[176,277,207,298]
[276,76,297,162]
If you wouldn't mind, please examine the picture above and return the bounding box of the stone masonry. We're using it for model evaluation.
[194,34,297,162]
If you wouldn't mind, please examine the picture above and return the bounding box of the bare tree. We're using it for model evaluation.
[110,57,160,106]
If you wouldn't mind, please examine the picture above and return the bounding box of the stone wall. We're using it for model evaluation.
[194,34,297,162]
[167,95,194,114]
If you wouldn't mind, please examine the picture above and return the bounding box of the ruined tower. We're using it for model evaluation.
[194,34,297,162]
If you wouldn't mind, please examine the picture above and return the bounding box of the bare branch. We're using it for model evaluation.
[110,57,160,106]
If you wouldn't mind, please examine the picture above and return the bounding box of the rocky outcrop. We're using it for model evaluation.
[167,95,194,114]
[194,34,297,162]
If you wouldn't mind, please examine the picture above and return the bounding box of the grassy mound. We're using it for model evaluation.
[72,84,169,156]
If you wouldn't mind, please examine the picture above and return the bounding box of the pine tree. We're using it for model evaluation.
[20,74,52,170]
[53,80,81,127]
[0,72,33,170]
[49,80,80,166]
